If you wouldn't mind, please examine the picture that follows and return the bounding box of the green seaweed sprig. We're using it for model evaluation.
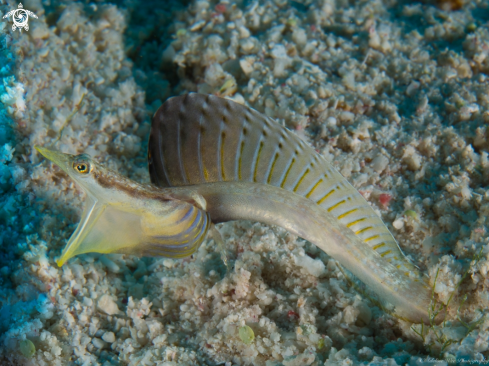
[33,93,87,167]
[410,247,486,356]
[52,92,87,145]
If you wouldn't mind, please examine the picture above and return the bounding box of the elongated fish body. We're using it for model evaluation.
[36,94,435,324]
[149,93,433,324]
[35,147,210,265]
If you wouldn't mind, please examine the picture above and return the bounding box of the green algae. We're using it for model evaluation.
[239,325,255,345]
[19,339,35,358]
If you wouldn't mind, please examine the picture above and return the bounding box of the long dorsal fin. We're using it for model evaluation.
[148,94,414,273]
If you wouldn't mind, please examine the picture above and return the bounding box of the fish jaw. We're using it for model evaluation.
[35,146,74,175]
[35,145,94,194]
[35,146,128,206]
[56,195,106,266]
[55,191,210,266]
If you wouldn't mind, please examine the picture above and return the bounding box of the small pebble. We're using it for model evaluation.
[92,338,106,349]
[189,20,206,32]
[102,332,116,343]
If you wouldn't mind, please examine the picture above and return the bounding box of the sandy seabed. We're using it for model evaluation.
[1,0,489,365]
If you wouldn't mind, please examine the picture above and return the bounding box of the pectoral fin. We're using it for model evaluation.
[56,196,144,266]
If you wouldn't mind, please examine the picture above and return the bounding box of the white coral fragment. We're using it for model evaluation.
[97,294,120,315]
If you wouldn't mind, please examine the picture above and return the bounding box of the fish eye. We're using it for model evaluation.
[73,161,90,175]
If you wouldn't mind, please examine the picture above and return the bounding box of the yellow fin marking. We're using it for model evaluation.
[203,167,209,181]
[337,208,358,219]
[254,141,264,182]
[346,218,366,228]
[355,227,372,235]
[372,242,386,250]
[267,153,280,184]
[317,188,335,205]
[380,250,392,258]
[238,141,245,180]
[306,179,323,198]
[293,168,310,192]
[281,158,295,188]
[364,235,380,242]
[327,200,345,212]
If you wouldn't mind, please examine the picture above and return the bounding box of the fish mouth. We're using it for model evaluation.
[56,195,107,267]
[34,145,107,267]
[35,146,73,175]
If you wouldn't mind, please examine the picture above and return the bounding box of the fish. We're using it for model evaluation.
[36,93,435,324]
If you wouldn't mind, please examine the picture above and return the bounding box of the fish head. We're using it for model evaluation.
[35,146,134,265]
[34,146,115,202]
[36,146,95,185]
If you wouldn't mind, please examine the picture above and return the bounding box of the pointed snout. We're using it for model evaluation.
[35,146,73,174]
